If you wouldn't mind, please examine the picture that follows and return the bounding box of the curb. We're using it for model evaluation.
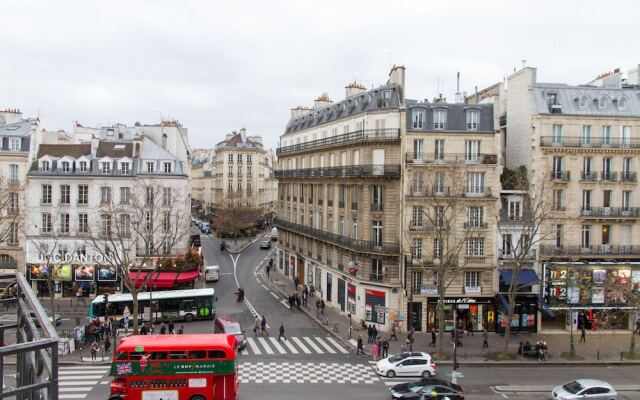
[226,232,267,255]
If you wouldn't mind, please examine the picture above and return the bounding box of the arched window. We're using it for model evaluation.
[618,96,629,111]
[579,96,589,110]
[598,96,609,110]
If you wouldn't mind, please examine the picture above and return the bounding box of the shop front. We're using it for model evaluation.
[496,268,540,333]
[365,289,387,325]
[542,262,639,331]
[426,297,496,332]
[129,270,200,290]
[28,263,120,297]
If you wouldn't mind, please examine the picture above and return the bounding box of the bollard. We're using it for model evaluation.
[597,350,600,361]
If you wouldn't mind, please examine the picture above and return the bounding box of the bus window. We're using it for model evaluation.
[207,350,226,359]
[169,351,187,360]
[130,352,146,360]
[180,300,195,312]
[188,351,206,360]
[150,352,168,360]
[116,352,128,360]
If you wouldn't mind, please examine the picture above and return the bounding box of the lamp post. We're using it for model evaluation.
[452,308,460,384]
[348,313,352,340]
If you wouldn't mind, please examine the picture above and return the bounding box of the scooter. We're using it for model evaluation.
[235,288,245,302]
[220,241,226,252]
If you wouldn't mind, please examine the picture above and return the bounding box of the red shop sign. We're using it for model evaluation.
[365,289,385,297]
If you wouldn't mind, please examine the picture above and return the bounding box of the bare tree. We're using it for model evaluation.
[217,190,260,237]
[497,172,554,355]
[85,180,190,333]
[408,164,486,356]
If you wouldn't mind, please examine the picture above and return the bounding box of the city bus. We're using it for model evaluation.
[110,334,238,400]
[90,288,216,324]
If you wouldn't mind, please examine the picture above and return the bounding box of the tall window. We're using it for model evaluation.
[162,187,171,206]
[101,187,112,204]
[41,213,52,233]
[582,190,592,211]
[623,157,633,180]
[61,161,71,173]
[79,161,88,172]
[120,187,131,205]
[59,213,70,234]
[41,161,50,172]
[228,154,234,163]
[502,234,512,256]
[602,225,610,245]
[508,200,521,221]
[42,184,52,204]
[466,238,484,256]
[146,162,155,173]
[247,181,252,191]
[9,164,18,181]
[247,154,252,164]
[120,162,130,175]
[372,185,383,211]
[412,110,425,129]
[60,185,70,205]
[465,110,479,130]
[412,172,424,193]
[412,271,423,293]
[9,138,20,151]
[581,125,592,145]
[434,139,445,161]
[372,221,383,246]
[237,181,242,191]
[465,140,481,161]
[553,189,564,211]
[101,214,112,236]
[552,124,563,145]
[435,172,445,193]
[602,157,613,180]
[621,126,631,147]
[8,223,18,245]
[247,166,252,175]
[119,214,131,237]
[145,211,152,231]
[351,218,358,240]
[412,238,423,260]
[581,225,591,248]
[556,224,563,248]
[163,212,171,232]
[622,190,632,210]
[327,214,333,233]
[602,125,612,145]
[413,139,424,159]
[466,172,485,194]
[338,185,346,208]
[435,206,445,227]
[145,187,154,205]
[237,154,243,163]
[78,185,88,205]
[8,192,18,214]
[412,206,423,227]
[338,216,345,235]
[433,238,442,259]
[468,206,484,227]
[603,190,611,208]
[371,259,384,279]
[433,110,446,130]
[163,162,172,173]
[101,162,111,174]
[78,213,89,234]
[464,271,480,289]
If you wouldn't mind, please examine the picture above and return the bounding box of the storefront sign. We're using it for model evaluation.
[465,286,482,295]
[428,297,493,304]
[36,253,112,263]
[420,284,438,295]
[365,289,386,324]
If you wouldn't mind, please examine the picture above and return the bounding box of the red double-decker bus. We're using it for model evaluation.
[110,334,238,400]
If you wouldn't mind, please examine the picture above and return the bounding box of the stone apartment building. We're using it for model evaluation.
[191,129,277,229]
[490,66,640,331]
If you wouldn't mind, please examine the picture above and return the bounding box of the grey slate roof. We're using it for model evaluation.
[531,84,640,116]
[283,84,401,135]
[406,100,494,132]
[0,119,34,137]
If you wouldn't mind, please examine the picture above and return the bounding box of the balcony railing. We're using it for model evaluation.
[464,256,487,264]
[499,249,536,259]
[371,203,384,212]
[580,207,640,218]
[600,171,617,182]
[540,136,640,149]
[277,128,401,156]
[274,164,401,179]
[621,172,637,182]
[550,171,571,181]
[409,222,447,232]
[406,186,492,198]
[463,222,488,229]
[406,152,498,165]
[275,217,399,255]
[540,244,640,257]
[369,273,385,282]
[580,171,598,182]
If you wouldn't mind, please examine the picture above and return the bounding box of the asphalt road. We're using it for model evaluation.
[79,233,640,400]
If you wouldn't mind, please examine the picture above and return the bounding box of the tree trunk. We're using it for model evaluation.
[437,279,446,356]
[131,292,139,334]
[630,330,636,356]
[48,274,56,330]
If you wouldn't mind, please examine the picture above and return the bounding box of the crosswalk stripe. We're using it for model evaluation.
[59,387,94,392]
[291,337,311,354]
[59,381,98,386]
[326,337,349,353]
[257,338,274,355]
[59,371,107,375]
[246,338,262,355]
[239,347,248,356]
[60,367,110,371]
[303,337,324,354]
[60,375,103,380]
[268,337,287,354]
[60,395,87,399]
[281,338,299,354]
[314,337,336,354]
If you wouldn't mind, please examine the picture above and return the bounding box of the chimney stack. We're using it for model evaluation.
[388,65,406,89]
[290,106,311,119]
[0,108,23,125]
[344,83,366,99]
[454,71,463,104]
[314,93,334,108]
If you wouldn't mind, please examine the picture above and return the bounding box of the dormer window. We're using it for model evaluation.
[163,162,172,173]
[598,96,609,109]
[41,161,50,172]
[9,138,20,151]
[146,162,155,173]
[433,109,446,130]
[579,96,589,110]
[378,91,391,108]
[120,162,130,175]
[79,161,88,172]
[101,162,111,174]
[412,109,425,129]
[618,96,629,111]
[466,110,480,131]
[61,161,71,173]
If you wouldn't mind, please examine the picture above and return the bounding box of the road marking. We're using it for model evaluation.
[239,347,248,356]
[280,299,290,308]
[303,337,324,354]
[254,265,260,271]
[490,387,509,398]
[257,337,274,355]
[60,395,87,399]
[261,284,269,291]
[59,375,103,379]
[326,337,349,353]
[59,387,94,392]
[100,380,109,385]
[268,337,287,354]
[253,271,258,277]
[282,338,299,354]
[315,337,336,353]
[291,337,311,354]
[271,292,280,299]
[246,338,262,355]
[59,381,99,386]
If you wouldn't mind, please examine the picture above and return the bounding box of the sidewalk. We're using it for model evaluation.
[264,265,640,365]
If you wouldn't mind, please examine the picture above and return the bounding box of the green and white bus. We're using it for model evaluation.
[89,288,216,323]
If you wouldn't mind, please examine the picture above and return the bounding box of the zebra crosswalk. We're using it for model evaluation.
[240,336,349,356]
[58,365,110,399]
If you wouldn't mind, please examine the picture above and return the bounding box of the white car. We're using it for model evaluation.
[552,379,617,400]
[376,352,436,378]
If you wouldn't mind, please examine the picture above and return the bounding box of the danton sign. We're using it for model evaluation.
[36,253,113,264]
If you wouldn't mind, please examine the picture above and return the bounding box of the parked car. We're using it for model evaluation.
[260,240,272,249]
[390,378,463,399]
[214,316,247,351]
[552,379,617,400]
[30,309,62,327]
[200,224,212,234]
[376,352,436,378]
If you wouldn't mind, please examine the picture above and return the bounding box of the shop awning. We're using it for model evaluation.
[130,270,200,289]
[500,269,539,286]
[498,293,510,314]
[538,295,556,319]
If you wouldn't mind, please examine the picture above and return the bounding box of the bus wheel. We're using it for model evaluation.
[184,314,195,322]
[189,395,206,400]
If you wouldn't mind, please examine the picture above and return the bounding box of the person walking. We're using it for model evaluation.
[140,324,148,335]
[429,328,436,347]
[367,325,373,344]
[302,287,308,308]
[382,338,389,358]
[178,325,184,334]
[390,322,398,341]
[580,325,586,342]
[315,299,321,317]
[254,316,261,336]
[288,295,295,311]
[90,340,99,363]
[160,323,167,335]
[295,293,301,310]
[356,334,364,355]
[168,319,175,335]
[635,318,640,334]
[260,315,269,336]
[123,316,129,335]
[467,318,474,336]
[320,299,325,315]
[104,337,112,353]
[372,340,379,361]
[482,327,489,348]
[278,323,287,341]
[372,325,379,342]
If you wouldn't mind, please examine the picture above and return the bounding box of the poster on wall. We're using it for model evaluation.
[591,287,605,303]
[632,271,640,291]
[98,267,117,282]
[29,264,48,280]
[54,264,73,281]
[567,286,580,304]
[74,265,95,281]
[31,264,73,281]
[593,270,606,285]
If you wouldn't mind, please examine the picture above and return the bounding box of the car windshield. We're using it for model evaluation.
[388,354,410,363]
[562,381,584,394]
[227,323,242,335]
[407,381,424,391]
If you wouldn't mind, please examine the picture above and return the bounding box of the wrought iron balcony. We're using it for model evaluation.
[621,172,637,182]
[274,164,401,179]
[463,222,488,229]
[540,244,640,257]
[276,128,401,156]
[580,207,640,218]
[580,171,598,182]
[274,217,399,255]
[550,171,570,181]
[371,203,384,212]
[540,136,640,149]
[406,152,498,165]
[600,171,617,182]
[409,221,448,232]
[369,273,385,282]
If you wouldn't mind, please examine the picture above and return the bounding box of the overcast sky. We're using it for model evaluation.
[1,1,638,150]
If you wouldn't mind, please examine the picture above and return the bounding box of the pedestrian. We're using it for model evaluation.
[90,340,99,363]
[260,315,269,336]
[295,293,301,310]
[111,318,117,337]
[356,334,364,355]
[75,286,81,304]
[178,325,184,334]
[288,295,294,310]
[373,325,379,342]
[278,322,287,341]
[160,323,167,335]
[372,341,379,361]
[482,327,489,349]
[293,276,299,290]
[266,265,271,279]
[168,319,175,335]
[320,299,325,314]
[123,316,129,335]
[407,327,414,349]
[254,316,261,336]
[140,324,148,335]
[105,318,112,338]
[315,299,321,317]
[382,337,389,358]
[390,322,398,341]
[467,318,474,336]
[580,325,586,342]
[104,337,111,353]
[367,325,373,343]
[635,318,640,334]
[302,287,308,308]
[430,328,436,347]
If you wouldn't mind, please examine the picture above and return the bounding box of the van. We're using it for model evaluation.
[204,265,220,282]
[270,227,278,241]
[214,316,247,350]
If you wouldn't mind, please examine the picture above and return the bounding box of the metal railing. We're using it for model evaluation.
[406,186,493,198]
[580,171,598,182]
[276,128,401,156]
[274,164,401,179]
[0,272,59,400]
[274,217,399,255]
[540,244,640,256]
[550,171,571,181]
[580,207,640,218]
[540,136,640,148]
[621,172,637,182]
[405,152,498,165]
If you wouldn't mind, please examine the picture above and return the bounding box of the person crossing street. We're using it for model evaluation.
[278,322,287,341]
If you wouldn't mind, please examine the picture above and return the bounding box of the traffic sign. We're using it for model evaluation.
[123,306,131,318]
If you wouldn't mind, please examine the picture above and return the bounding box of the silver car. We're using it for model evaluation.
[552,379,617,400]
